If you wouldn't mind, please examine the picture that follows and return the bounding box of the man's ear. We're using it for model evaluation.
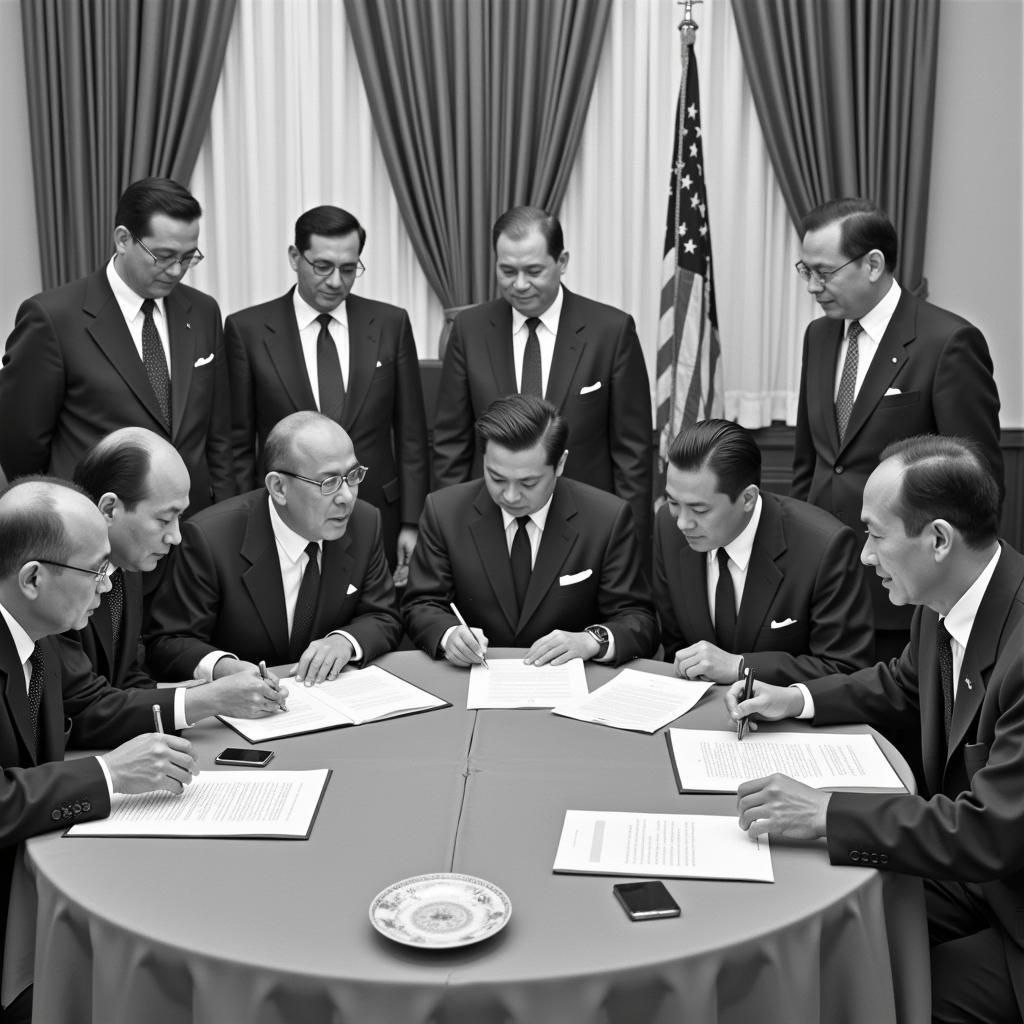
[97,492,120,521]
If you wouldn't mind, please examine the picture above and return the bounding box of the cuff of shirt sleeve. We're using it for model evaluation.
[329,630,362,663]
[196,651,235,682]
[792,682,815,719]
[440,625,458,656]
[173,687,191,730]
[595,631,616,663]
[95,755,114,800]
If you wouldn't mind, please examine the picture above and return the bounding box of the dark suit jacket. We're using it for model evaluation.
[0,268,234,512]
[431,289,653,546]
[653,492,875,683]
[402,478,658,663]
[224,290,429,566]
[145,490,403,679]
[68,570,153,690]
[811,543,1024,1014]
[0,618,176,969]
[791,290,1003,630]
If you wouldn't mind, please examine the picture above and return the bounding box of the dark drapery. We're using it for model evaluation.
[20,0,237,289]
[731,0,940,295]
[344,0,612,308]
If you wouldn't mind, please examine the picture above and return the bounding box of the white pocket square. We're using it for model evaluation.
[884,387,902,396]
[193,353,214,367]
[346,583,358,595]
[770,617,797,629]
[578,381,602,395]
[559,569,593,586]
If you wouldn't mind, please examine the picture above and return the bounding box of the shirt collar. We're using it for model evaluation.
[106,256,166,320]
[267,494,319,565]
[500,491,555,535]
[293,288,348,333]
[848,278,900,341]
[0,601,35,667]
[511,285,564,337]
[709,492,763,572]
[942,546,1002,650]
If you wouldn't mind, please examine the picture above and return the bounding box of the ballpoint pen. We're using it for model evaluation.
[449,602,489,669]
[152,703,164,734]
[260,659,287,711]
[736,665,754,741]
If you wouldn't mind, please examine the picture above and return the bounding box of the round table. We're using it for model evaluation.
[26,653,930,1024]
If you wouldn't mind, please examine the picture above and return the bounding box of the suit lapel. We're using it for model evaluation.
[840,293,913,453]
[484,306,517,396]
[468,489,519,633]
[917,613,945,797]
[265,291,317,412]
[165,289,197,439]
[83,272,168,431]
[342,296,377,428]
[518,482,578,631]
[677,542,714,640]
[90,588,116,679]
[315,534,355,639]
[545,289,586,410]
[735,496,784,651]
[0,626,36,764]
[35,639,64,764]
[811,319,843,454]
[240,500,290,655]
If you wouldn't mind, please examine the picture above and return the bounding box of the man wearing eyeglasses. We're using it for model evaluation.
[0,479,199,1019]
[224,205,428,582]
[791,197,1003,660]
[0,177,233,514]
[146,412,403,686]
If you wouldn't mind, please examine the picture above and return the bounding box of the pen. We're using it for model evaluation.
[736,666,754,741]
[259,660,286,711]
[152,703,164,734]
[449,602,489,669]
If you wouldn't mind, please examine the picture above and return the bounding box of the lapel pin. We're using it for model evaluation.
[964,676,972,690]
[891,356,897,363]
[186,322,191,329]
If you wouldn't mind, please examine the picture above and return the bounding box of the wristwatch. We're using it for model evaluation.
[585,624,611,660]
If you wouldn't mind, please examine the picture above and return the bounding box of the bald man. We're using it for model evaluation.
[70,429,287,721]
[0,479,199,1016]
[147,412,402,685]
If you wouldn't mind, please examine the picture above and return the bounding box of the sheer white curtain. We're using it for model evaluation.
[188,0,812,421]
[560,0,817,427]
[187,0,443,355]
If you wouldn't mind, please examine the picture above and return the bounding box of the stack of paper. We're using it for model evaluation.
[467,657,588,708]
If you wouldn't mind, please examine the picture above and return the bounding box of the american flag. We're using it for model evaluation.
[655,29,722,487]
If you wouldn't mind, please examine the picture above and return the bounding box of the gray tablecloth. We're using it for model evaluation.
[26,653,930,1023]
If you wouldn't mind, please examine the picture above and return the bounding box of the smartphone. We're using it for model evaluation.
[613,881,681,921]
[214,747,275,767]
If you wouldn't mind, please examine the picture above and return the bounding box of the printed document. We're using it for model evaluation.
[552,668,712,732]
[220,666,447,742]
[67,769,330,839]
[467,657,588,708]
[667,729,906,793]
[553,809,773,882]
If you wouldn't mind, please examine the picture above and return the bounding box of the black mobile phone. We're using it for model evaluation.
[613,881,681,921]
[214,747,275,767]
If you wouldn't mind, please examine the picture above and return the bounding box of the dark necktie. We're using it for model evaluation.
[141,298,172,430]
[937,620,955,745]
[834,319,862,443]
[510,516,533,611]
[107,569,125,666]
[714,547,737,651]
[520,317,542,397]
[316,313,345,423]
[28,645,45,750]
[290,541,322,659]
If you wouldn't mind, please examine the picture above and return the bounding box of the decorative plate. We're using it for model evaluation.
[369,872,511,948]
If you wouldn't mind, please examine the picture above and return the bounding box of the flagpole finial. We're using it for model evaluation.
[677,0,701,47]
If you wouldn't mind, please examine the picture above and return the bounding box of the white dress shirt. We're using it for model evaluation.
[833,279,901,402]
[294,290,350,404]
[107,257,172,372]
[510,286,564,397]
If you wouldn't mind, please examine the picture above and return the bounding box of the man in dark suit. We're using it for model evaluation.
[730,436,1024,1023]
[225,205,428,578]
[147,412,403,685]
[431,206,653,548]
[405,395,657,667]
[0,178,234,514]
[0,479,198,1019]
[69,428,287,721]
[790,197,1003,660]
[656,420,873,685]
